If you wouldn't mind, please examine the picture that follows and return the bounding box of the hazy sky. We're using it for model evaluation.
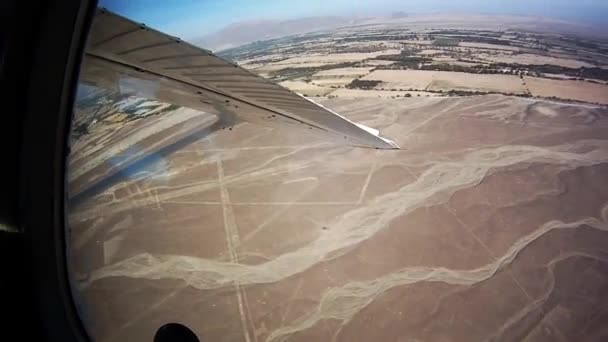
[100,0,608,39]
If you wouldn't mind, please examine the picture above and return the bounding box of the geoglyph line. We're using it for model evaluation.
[70,145,337,221]
[83,139,608,340]
[484,251,608,342]
[217,159,253,342]
[265,214,608,342]
[86,140,608,290]
[357,150,379,205]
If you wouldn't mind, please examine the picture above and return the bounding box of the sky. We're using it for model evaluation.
[100,0,608,39]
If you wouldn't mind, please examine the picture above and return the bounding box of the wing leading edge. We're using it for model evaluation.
[81,8,398,149]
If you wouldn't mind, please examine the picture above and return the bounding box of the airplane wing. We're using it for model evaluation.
[81,8,398,150]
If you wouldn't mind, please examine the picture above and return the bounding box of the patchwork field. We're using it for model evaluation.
[312,67,373,77]
[525,77,608,105]
[362,70,527,93]
[329,88,436,98]
[484,53,597,68]
[271,50,401,65]
[278,80,334,96]
[458,42,521,51]
[227,24,608,105]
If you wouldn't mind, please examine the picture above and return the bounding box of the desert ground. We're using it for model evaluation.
[68,19,608,342]
[68,94,608,342]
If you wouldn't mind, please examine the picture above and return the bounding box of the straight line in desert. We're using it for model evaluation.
[401,99,463,136]
[198,144,331,152]
[217,159,255,342]
[264,213,608,342]
[70,147,328,221]
[240,186,326,245]
[162,200,357,206]
[231,201,357,206]
[357,150,380,205]
[485,259,561,342]
[446,201,549,326]
[86,139,608,294]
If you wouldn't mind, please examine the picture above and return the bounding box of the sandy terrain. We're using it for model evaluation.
[484,53,596,68]
[360,59,394,66]
[312,67,373,77]
[253,63,372,74]
[278,80,333,96]
[362,70,527,93]
[273,50,401,65]
[361,70,432,90]
[251,63,331,73]
[329,88,438,98]
[309,78,354,87]
[307,68,374,87]
[542,73,579,80]
[427,73,526,93]
[398,40,434,45]
[459,42,520,51]
[525,77,608,104]
[433,59,483,67]
[418,49,444,55]
[238,55,287,65]
[68,94,608,342]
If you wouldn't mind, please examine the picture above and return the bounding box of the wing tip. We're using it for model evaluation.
[373,138,400,150]
[354,123,399,149]
[380,138,400,149]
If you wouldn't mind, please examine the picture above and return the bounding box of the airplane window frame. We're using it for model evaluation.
[10,0,98,340]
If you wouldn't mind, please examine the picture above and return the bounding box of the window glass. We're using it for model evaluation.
[67,1,608,341]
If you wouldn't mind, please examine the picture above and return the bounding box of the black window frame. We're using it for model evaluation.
[1,0,98,340]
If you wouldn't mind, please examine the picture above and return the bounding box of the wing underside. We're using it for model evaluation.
[69,9,398,198]
[82,8,398,150]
